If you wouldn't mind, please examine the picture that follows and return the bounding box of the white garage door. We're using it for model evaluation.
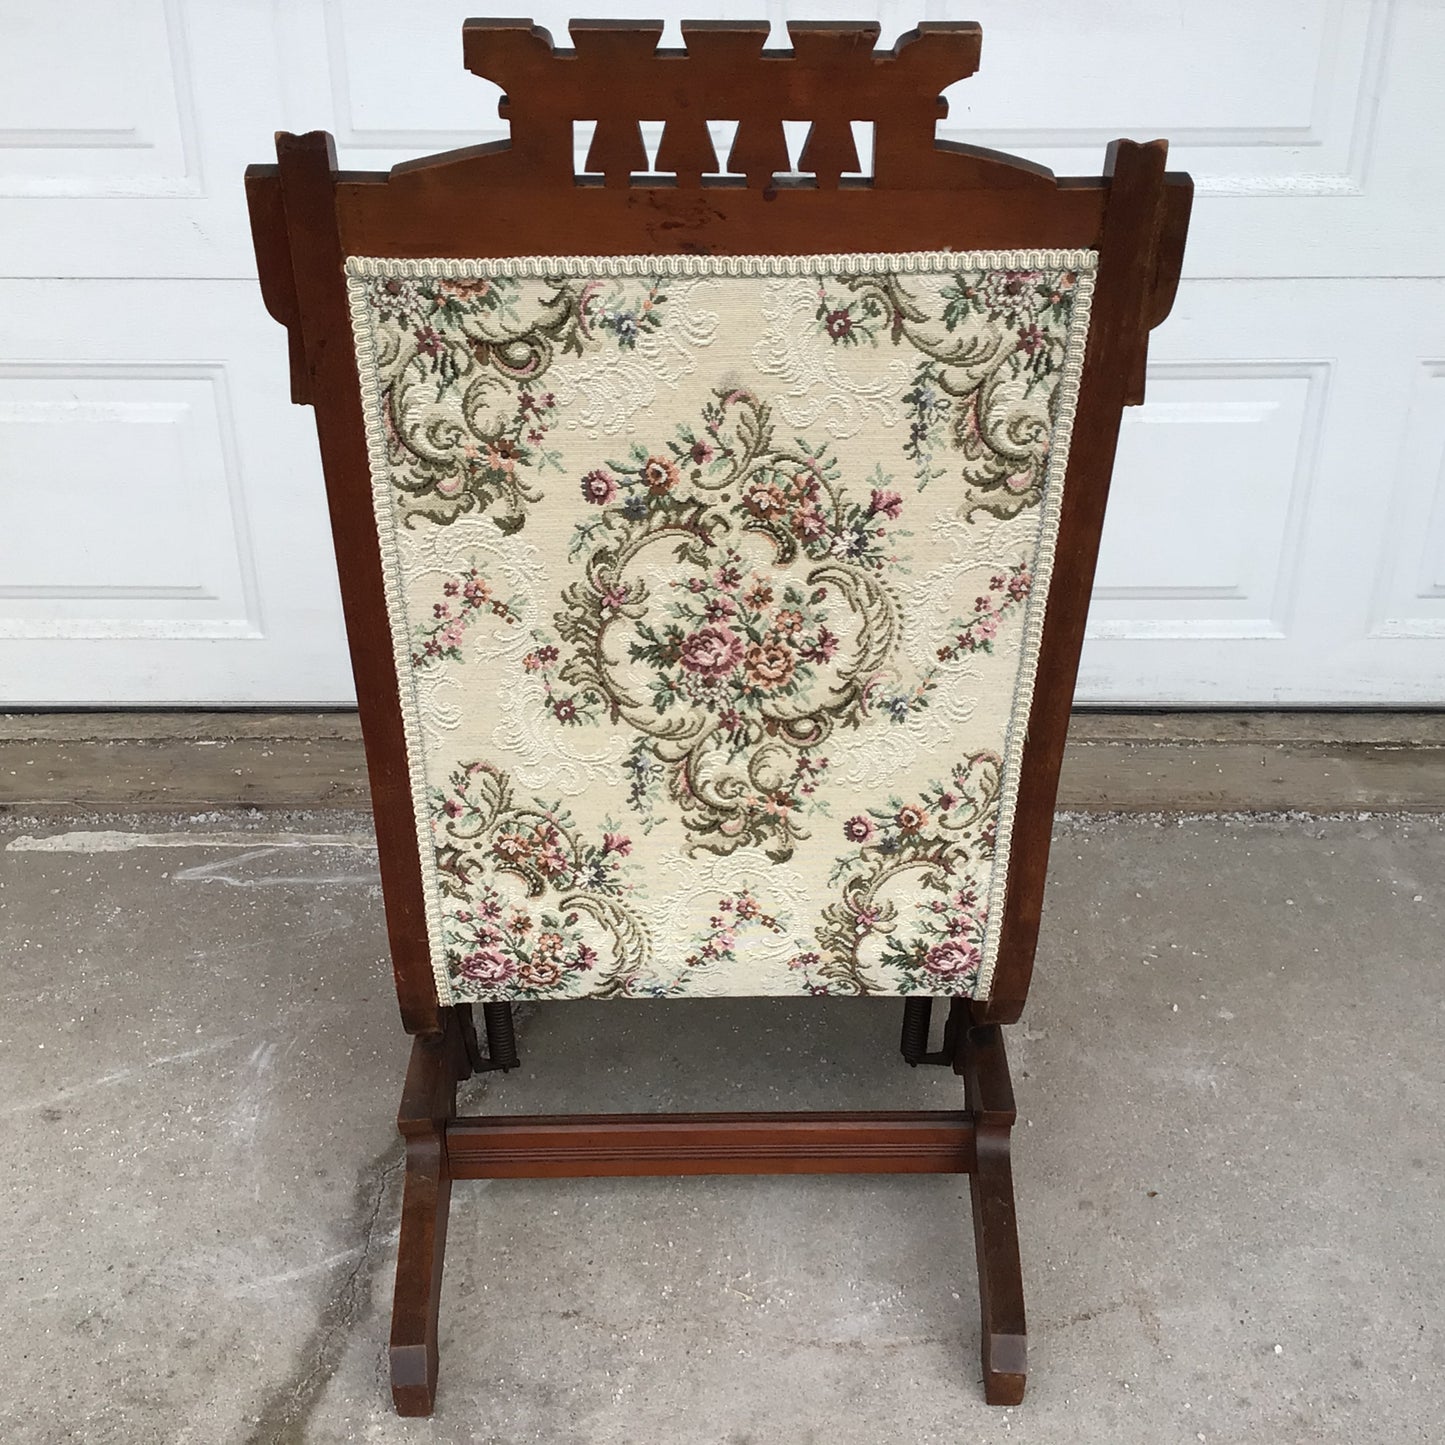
[2,0,1442,706]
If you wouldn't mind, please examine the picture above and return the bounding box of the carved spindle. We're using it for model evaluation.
[786,21,882,66]
[679,21,771,72]
[682,23,775,186]
[656,113,717,185]
[787,24,876,186]
[799,118,860,188]
[570,21,665,185]
[728,117,790,188]
[585,118,649,184]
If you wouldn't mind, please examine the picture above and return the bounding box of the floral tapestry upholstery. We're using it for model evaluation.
[346,251,1096,1005]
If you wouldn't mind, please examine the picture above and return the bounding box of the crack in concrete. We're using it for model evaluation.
[245,1010,528,1441]
[247,1145,404,1444]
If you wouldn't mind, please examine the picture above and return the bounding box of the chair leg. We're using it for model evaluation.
[970,1132,1027,1403]
[960,1023,1027,1404]
[389,1022,462,1416]
[390,1132,452,1415]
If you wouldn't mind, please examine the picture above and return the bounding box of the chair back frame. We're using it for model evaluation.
[248,18,1190,1037]
[247,25,1191,1413]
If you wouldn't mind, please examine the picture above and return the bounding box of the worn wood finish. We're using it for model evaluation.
[389,1015,469,1414]
[959,1022,1027,1402]
[248,16,1190,1416]
[447,1109,976,1177]
[392,1008,1027,1411]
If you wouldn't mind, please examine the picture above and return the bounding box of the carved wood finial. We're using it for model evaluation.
[460,17,990,189]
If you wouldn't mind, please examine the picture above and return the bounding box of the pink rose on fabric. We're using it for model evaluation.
[843,815,875,844]
[679,624,744,680]
[895,804,929,834]
[923,939,981,977]
[743,480,788,519]
[795,506,828,539]
[743,640,795,689]
[580,469,617,505]
[461,949,514,985]
[493,833,531,863]
[603,832,632,856]
[869,488,903,520]
[640,456,680,494]
[534,829,568,876]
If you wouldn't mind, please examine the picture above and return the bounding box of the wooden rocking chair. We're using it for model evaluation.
[247,17,1190,1415]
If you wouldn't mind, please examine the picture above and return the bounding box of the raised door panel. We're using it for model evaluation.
[0,279,348,704]
[1078,277,1445,705]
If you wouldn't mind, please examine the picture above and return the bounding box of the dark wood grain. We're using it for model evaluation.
[446,1110,976,1177]
[959,1022,1026,1402]
[389,1020,465,1414]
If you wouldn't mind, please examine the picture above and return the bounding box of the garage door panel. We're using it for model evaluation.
[1092,362,1325,642]
[0,2,1440,704]
[0,279,346,704]
[0,364,258,641]
[1079,279,1445,704]
[1371,360,1445,640]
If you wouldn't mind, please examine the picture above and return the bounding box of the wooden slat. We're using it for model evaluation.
[446,1110,976,1178]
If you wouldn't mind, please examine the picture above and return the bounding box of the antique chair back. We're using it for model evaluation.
[248,17,1190,1415]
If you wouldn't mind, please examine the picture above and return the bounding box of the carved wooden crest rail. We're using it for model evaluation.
[456,19,996,189]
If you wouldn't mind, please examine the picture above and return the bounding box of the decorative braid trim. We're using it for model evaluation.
[345,249,1099,281]
[975,259,1096,1001]
[344,248,1100,1006]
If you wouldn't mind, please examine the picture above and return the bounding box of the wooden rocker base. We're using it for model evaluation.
[388,1002,1027,1415]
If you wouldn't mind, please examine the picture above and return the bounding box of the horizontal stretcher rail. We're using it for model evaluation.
[445,1109,977,1177]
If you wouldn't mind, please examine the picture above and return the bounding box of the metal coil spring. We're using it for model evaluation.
[899,997,934,1066]
[482,1001,520,1071]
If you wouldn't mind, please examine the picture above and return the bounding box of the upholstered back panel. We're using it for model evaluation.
[346,250,1096,1004]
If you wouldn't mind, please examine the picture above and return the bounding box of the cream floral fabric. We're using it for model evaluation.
[345,251,1096,1004]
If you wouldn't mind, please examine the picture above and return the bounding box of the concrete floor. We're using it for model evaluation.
[1,809,1442,1444]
